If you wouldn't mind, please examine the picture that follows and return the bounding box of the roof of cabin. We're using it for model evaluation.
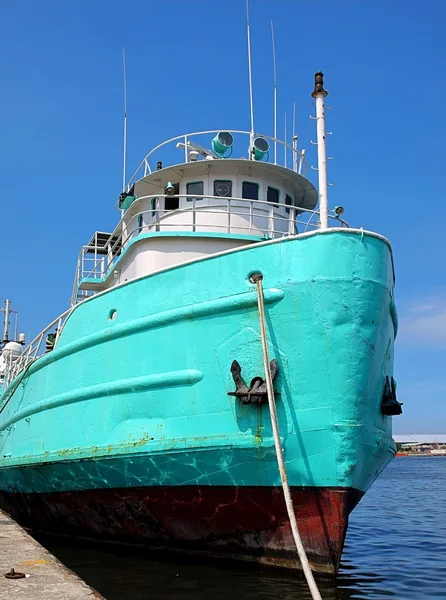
[133,159,318,211]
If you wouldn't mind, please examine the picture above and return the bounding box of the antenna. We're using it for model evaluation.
[246,0,255,156]
[1,300,19,344]
[122,47,128,192]
[292,102,296,140]
[2,299,10,342]
[271,20,277,164]
[284,112,287,168]
[292,101,298,172]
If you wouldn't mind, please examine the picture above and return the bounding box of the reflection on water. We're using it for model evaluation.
[38,457,446,600]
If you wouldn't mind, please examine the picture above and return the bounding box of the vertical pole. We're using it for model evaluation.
[246,0,255,157]
[292,101,298,172]
[284,112,287,168]
[14,312,18,342]
[298,148,306,175]
[312,72,329,230]
[122,48,128,192]
[293,136,298,172]
[271,21,277,165]
[3,299,10,341]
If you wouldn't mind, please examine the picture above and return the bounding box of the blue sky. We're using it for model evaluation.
[1,1,445,433]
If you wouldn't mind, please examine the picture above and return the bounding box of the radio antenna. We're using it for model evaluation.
[284,112,287,168]
[246,0,255,156]
[292,101,298,172]
[292,102,296,141]
[122,47,128,191]
[271,20,277,164]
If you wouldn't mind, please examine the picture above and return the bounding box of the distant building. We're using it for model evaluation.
[393,434,446,454]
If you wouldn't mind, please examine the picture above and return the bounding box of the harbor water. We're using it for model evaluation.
[37,456,445,599]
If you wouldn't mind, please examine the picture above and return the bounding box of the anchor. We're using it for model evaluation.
[381,376,403,416]
[227,359,278,405]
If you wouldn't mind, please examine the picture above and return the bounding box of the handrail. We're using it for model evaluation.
[125,129,308,191]
[71,193,349,305]
[3,306,74,387]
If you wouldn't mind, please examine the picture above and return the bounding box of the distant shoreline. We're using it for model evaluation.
[396,453,446,457]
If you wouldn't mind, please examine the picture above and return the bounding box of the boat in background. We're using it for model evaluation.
[0,63,402,576]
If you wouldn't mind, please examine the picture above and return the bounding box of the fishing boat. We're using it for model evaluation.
[0,66,402,576]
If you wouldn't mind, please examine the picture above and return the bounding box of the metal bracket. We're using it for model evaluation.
[228,359,278,405]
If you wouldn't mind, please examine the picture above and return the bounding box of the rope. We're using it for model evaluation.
[252,273,323,600]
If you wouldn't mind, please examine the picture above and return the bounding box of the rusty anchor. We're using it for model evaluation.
[228,359,278,405]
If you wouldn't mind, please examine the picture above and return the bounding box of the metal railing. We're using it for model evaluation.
[2,307,73,388]
[123,130,308,195]
[71,193,348,305]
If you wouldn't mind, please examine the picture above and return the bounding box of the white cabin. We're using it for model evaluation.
[72,129,344,305]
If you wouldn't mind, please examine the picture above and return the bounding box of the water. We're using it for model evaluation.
[39,457,446,599]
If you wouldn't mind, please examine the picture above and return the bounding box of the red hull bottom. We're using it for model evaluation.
[0,486,362,575]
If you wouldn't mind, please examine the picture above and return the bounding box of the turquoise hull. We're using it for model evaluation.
[0,230,397,573]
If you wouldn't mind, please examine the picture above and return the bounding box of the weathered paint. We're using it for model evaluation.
[0,485,363,575]
[0,230,397,573]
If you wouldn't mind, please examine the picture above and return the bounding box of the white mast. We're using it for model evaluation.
[311,72,329,230]
[271,20,277,164]
[246,0,255,157]
[284,112,287,168]
[122,47,128,191]
[292,101,298,172]
[2,299,10,342]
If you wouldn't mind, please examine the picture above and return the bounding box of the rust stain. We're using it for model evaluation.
[132,433,149,447]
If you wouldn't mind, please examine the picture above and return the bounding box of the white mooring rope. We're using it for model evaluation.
[252,273,323,600]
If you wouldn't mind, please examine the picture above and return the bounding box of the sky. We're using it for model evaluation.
[1,0,445,433]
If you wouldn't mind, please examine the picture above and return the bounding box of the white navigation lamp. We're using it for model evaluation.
[166,181,175,195]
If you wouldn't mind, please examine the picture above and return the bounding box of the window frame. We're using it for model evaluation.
[285,194,294,214]
[213,179,233,198]
[242,181,260,201]
[267,186,280,205]
[186,180,204,202]
[137,214,143,233]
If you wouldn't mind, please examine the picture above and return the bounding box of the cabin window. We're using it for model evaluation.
[165,182,180,210]
[151,197,157,217]
[214,180,232,198]
[137,214,143,233]
[267,187,280,205]
[285,194,294,214]
[186,181,204,202]
[242,181,259,200]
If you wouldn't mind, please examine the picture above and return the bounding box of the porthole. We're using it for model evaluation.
[108,309,118,321]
